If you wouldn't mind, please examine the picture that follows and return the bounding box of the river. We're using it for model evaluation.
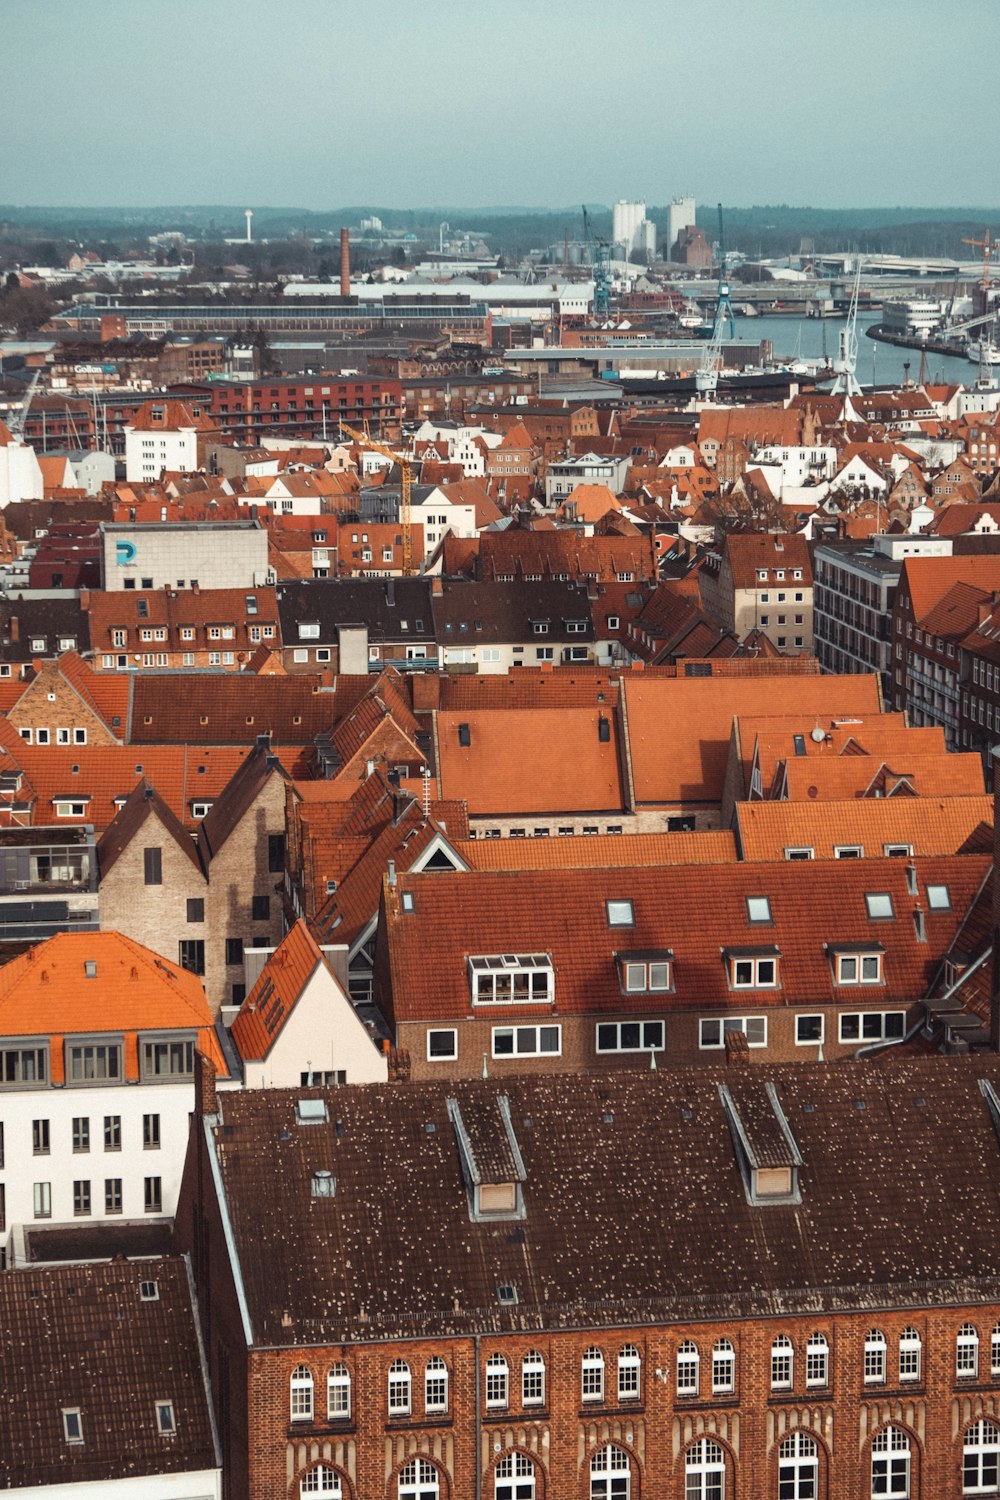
[731,313,979,389]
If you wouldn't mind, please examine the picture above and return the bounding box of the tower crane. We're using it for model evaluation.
[962,229,995,296]
[582,206,611,322]
[339,421,414,576]
[695,313,727,396]
[711,203,736,341]
[6,368,41,440]
[831,257,863,398]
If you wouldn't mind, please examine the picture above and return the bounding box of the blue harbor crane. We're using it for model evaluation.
[582,205,612,322]
[712,203,736,341]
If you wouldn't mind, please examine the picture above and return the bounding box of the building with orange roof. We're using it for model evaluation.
[0,928,228,1258]
[86,583,280,672]
[375,853,988,1080]
[459,827,737,870]
[733,794,993,863]
[701,531,814,655]
[230,920,387,1087]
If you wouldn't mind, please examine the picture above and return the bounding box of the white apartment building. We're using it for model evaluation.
[99,519,271,590]
[0,421,44,508]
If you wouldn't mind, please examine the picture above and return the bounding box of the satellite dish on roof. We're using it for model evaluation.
[810,725,826,743]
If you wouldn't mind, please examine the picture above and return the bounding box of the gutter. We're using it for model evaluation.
[853,945,992,1058]
[204,1115,254,1346]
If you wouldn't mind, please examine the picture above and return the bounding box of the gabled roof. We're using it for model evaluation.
[198,745,288,863]
[230,920,323,1061]
[97,778,205,881]
[127,673,369,747]
[734,794,994,861]
[901,555,1000,622]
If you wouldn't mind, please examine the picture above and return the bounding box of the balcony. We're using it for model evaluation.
[0,828,97,896]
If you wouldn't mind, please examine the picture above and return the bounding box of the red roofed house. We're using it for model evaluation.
[0,928,229,1263]
[702,532,814,654]
[230,920,388,1087]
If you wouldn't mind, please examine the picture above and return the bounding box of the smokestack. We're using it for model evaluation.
[340,228,350,298]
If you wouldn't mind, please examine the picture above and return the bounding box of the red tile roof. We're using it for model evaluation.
[230,920,322,1060]
[436,707,625,816]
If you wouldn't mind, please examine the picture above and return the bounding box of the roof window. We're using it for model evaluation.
[155,1400,176,1435]
[295,1099,329,1126]
[62,1408,84,1445]
[497,1283,518,1305]
[865,892,894,920]
[607,899,634,928]
[140,1280,159,1301]
[746,896,772,924]
[311,1169,336,1198]
[458,723,471,747]
[926,883,951,911]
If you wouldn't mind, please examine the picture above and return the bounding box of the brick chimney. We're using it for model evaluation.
[411,673,441,711]
[340,228,350,299]
[9,615,18,643]
[725,1030,751,1066]
[193,1048,218,1118]
[79,588,90,610]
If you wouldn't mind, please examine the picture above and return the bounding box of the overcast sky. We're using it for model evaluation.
[3,0,998,210]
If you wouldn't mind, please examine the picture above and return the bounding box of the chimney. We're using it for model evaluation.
[340,228,350,299]
[193,1049,219,1119]
[725,1030,751,1066]
[387,859,397,887]
[79,588,90,610]
[9,615,19,643]
[431,577,443,596]
[411,673,441,711]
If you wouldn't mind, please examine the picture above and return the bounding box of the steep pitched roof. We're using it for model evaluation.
[230,920,323,1061]
[460,829,737,869]
[97,778,205,880]
[197,745,287,863]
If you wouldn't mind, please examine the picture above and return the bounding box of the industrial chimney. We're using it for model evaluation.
[245,209,253,245]
[340,227,350,298]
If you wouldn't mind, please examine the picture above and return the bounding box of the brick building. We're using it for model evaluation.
[176,1056,1000,1500]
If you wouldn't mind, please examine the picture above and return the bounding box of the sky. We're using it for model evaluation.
[3,0,999,211]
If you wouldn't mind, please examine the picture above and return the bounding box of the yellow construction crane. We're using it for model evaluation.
[339,421,414,576]
[963,229,995,293]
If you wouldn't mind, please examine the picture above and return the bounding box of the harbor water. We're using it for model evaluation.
[734,313,978,389]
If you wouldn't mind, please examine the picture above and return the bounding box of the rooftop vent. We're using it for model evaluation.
[84,960,97,979]
[311,1169,336,1198]
[295,1098,329,1127]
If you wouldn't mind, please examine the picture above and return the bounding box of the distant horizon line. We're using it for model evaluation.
[3,202,1000,218]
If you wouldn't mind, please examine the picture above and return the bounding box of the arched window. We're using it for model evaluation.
[864,1328,887,1385]
[301,1466,342,1496]
[686,1437,725,1500]
[871,1427,910,1498]
[486,1353,509,1409]
[898,1327,921,1384]
[677,1339,700,1397]
[992,1323,1000,1378]
[495,1453,535,1500]
[964,1419,1000,1494]
[387,1359,411,1416]
[290,1365,314,1422]
[958,1323,980,1379]
[712,1339,735,1395]
[521,1350,545,1407]
[617,1344,641,1401]
[327,1363,351,1419]
[582,1346,605,1403]
[424,1356,448,1414]
[778,1433,817,1500]
[771,1335,793,1391]
[399,1458,439,1500]
[590,1444,630,1500]
[806,1333,828,1388]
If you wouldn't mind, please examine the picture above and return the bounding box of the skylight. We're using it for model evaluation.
[926,884,951,911]
[865,892,894,919]
[607,899,634,927]
[746,896,772,923]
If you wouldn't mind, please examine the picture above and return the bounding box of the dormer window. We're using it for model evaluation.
[756,568,768,581]
[448,1094,526,1222]
[832,946,883,985]
[720,1080,803,1205]
[726,947,779,989]
[618,951,673,993]
[469,954,552,1005]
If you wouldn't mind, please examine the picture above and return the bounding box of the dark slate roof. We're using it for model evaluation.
[0,1256,219,1488]
[0,597,90,662]
[209,1055,1000,1348]
[197,744,286,862]
[275,578,437,646]
[97,777,205,880]
[127,672,370,745]
[432,579,596,645]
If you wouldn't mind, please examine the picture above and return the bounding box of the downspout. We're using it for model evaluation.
[474,1331,482,1500]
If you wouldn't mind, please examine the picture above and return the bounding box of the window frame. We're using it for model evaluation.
[290,1364,315,1423]
[581,1346,605,1404]
[522,1350,545,1407]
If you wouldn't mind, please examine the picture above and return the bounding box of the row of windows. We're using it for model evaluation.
[422,1011,906,1062]
[29,1113,159,1153]
[1,1039,195,1088]
[17,727,88,746]
[31,1176,161,1219]
[294,1424,1000,1500]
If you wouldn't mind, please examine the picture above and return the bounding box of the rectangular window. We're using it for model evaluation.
[178,940,205,976]
[469,954,553,1005]
[103,1115,121,1151]
[186,899,204,923]
[268,833,285,872]
[596,1021,665,1053]
[143,847,162,885]
[32,1118,50,1154]
[141,1039,194,1080]
[491,1025,561,1057]
[62,1408,83,1443]
[72,1117,90,1152]
[66,1041,122,1083]
[33,1181,51,1219]
[700,1016,768,1049]
[251,895,270,922]
[143,1113,161,1149]
[73,1180,91,1216]
[144,1176,162,1213]
[1,1044,48,1086]
[225,937,244,966]
[835,952,882,984]
[730,955,778,988]
[795,1015,824,1045]
[838,1011,906,1044]
[427,1029,457,1061]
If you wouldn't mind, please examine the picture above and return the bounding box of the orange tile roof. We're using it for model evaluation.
[736,713,947,796]
[0,930,226,1080]
[436,707,625,816]
[126,399,215,433]
[723,531,812,591]
[902,555,1000,621]
[459,829,737,869]
[734,795,994,861]
[779,753,984,801]
[624,674,883,806]
[230,920,322,1061]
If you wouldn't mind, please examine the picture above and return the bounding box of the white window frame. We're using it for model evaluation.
[388,1359,412,1416]
[596,1020,665,1053]
[521,1350,545,1407]
[835,952,883,985]
[795,1014,824,1046]
[711,1339,735,1395]
[686,1438,725,1500]
[864,1329,887,1384]
[806,1332,829,1387]
[871,1426,910,1498]
[491,1025,561,1058]
[327,1363,351,1419]
[617,1344,640,1401]
[581,1346,605,1403]
[779,1433,818,1500]
[899,1327,921,1383]
[839,1011,906,1044]
[700,1016,768,1049]
[290,1365,314,1422]
[485,1353,509,1409]
[958,1323,980,1379]
[469,954,553,1006]
[424,1356,448,1414]
[964,1419,1000,1495]
[676,1340,699,1397]
[730,955,778,989]
[426,1029,457,1062]
[771,1334,793,1391]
